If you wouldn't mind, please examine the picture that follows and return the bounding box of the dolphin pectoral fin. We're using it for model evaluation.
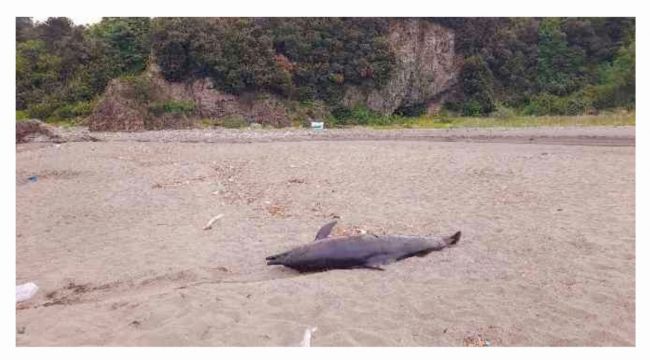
[415,249,435,257]
[314,221,338,241]
[362,265,385,271]
[364,254,395,269]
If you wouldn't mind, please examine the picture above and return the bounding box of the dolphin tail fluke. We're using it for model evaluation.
[445,231,462,246]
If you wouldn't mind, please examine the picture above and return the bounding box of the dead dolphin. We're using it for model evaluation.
[266,221,461,272]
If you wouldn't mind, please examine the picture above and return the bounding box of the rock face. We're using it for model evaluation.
[88,19,460,131]
[344,19,461,115]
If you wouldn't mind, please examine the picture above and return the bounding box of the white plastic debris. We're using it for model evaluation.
[16,282,39,302]
[300,327,317,347]
[310,122,324,131]
[203,214,224,230]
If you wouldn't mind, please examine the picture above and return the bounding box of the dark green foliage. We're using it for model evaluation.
[16,17,635,123]
[434,17,634,115]
[89,17,152,75]
[330,105,384,126]
[16,17,153,121]
[121,74,157,104]
[50,100,95,120]
[592,39,635,109]
[394,103,426,117]
[460,56,496,115]
[150,18,395,104]
[265,18,395,103]
[150,18,293,95]
[536,18,585,96]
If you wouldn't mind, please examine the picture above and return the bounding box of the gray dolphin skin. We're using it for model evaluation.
[266,221,461,272]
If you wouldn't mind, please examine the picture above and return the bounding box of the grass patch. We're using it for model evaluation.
[210,115,249,129]
[326,104,634,129]
[16,110,29,121]
[368,111,635,129]
[45,118,84,128]
[148,100,196,116]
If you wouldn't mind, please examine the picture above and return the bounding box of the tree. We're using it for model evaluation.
[536,18,585,96]
[88,17,152,74]
[460,55,496,115]
[16,17,35,42]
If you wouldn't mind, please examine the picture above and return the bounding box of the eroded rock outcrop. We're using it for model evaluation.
[88,80,148,131]
[16,119,61,143]
[344,19,461,115]
[89,63,291,131]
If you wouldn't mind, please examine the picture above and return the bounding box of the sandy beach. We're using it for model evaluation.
[16,127,635,346]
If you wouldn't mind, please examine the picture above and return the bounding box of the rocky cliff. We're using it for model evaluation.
[344,19,461,115]
[89,19,460,131]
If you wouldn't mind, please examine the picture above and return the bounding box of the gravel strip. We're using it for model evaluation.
[47,125,636,147]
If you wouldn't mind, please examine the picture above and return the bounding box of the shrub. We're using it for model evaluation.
[462,100,483,117]
[220,114,248,128]
[27,101,61,120]
[491,104,517,119]
[122,75,158,104]
[16,110,29,120]
[460,56,496,115]
[331,105,383,126]
[50,100,95,120]
[394,103,426,117]
[368,114,402,126]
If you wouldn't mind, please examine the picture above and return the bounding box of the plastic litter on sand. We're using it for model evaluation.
[16,282,39,302]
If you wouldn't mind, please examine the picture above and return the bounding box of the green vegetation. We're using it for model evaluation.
[367,111,635,129]
[220,115,248,129]
[458,55,496,116]
[330,105,385,126]
[436,17,635,115]
[16,17,151,121]
[150,18,394,103]
[148,100,195,116]
[121,74,158,104]
[16,110,29,121]
[325,103,634,129]
[17,17,634,125]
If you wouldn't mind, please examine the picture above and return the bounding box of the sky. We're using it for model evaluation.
[32,16,102,25]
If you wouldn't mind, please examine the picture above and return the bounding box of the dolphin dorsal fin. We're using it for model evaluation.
[314,221,337,241]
